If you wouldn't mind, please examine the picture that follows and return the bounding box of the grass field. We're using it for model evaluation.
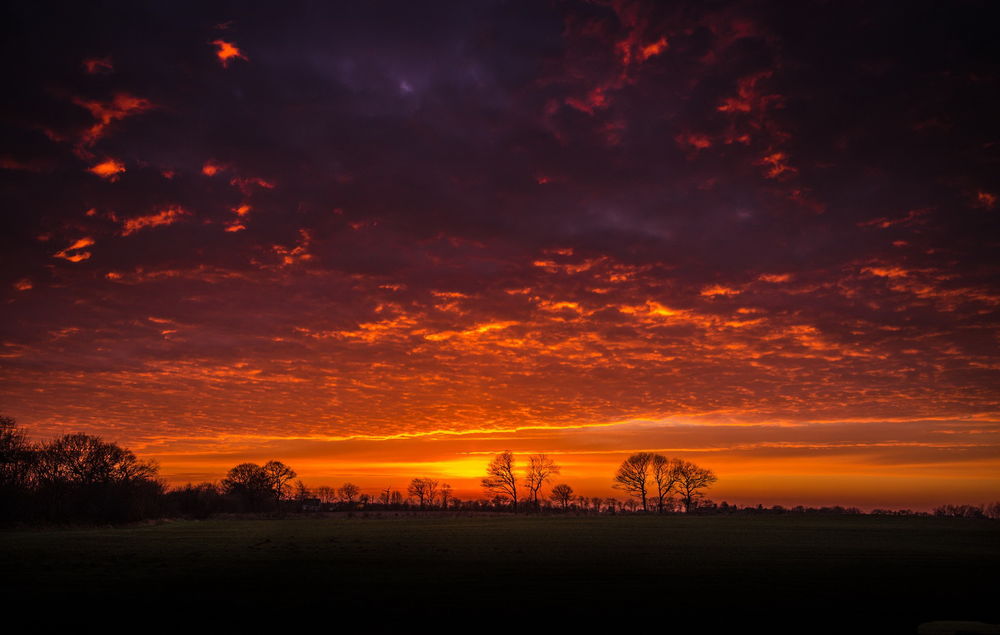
[2,513,997,631]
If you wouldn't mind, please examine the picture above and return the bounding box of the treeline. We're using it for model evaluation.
[4,416,999,523]
[1,416,163,523]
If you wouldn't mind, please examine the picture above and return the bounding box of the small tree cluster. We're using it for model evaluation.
[220,460,297,512]
[613,453,717,512]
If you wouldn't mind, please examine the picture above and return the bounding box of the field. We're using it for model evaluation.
[2,514,997,631]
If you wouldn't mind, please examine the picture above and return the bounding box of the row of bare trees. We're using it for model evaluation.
[481,450,576,511]
[479,450,718,513]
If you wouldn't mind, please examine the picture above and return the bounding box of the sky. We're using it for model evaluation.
[1,0,997,510]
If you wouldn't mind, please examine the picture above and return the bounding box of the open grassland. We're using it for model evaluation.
[2,514,997,631]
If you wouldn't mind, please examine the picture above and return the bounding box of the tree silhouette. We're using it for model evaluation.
[524,454,560,509]
[482,450,518,511]
[1,415,34,517]
[36,433,158,486]
[674,460,718,512]
[613,452,655,512]
[262,460,297,504]
[550,483,574,509]
[651,454,681,513]
[407,477,438,508]
[337,482,360,504]
[439,482,453,509]
[315,485,336,504]
[221,463,274,510]
[34,433,162,521]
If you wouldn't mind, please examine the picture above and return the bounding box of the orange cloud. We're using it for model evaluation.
[88,159,125,180]
[121,206,189,236]
[74,93,154,148]
[756,152,797,179]
[701,284,740,297]
[862,265,909,279]
[270,229,313,266]
[758,273,792,283]
[202,161,226,176]
[53,237,95,262]
[212,40,248,67]
[13,278,32,291]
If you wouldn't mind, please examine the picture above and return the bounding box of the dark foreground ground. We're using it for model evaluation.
[1,514,997,632]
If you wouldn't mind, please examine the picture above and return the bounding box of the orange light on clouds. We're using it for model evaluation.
[74,93,153,148]
[121,206,189,236]
[212,39,248,67]
[88,158,125,180]
[639,37,668,61]
[53,237,95,262]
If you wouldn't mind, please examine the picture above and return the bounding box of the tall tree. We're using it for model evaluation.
[613,452,654,512]
[651,454,681,513]
[481,450,518,512]
[262,460,297,504]
[674,460,718,512]
[524,453,560,509]
[0,415,33,494]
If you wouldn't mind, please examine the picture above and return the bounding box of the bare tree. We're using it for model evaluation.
[524,454,560,509]
[407,477,439,508]
[315,485,336,504]
[482,450,518,512]
[613,452,655,512]
[1,415,34,495]
[674,460,718,512]
[439,482,453,509]
[550,483,574,509]
[652,454,681,513]
[293,480,310,503]
[262,460,297,503]
[37,433,158,486]
[337,482,360,504]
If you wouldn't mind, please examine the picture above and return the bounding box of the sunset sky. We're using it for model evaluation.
[2,1,997,510]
